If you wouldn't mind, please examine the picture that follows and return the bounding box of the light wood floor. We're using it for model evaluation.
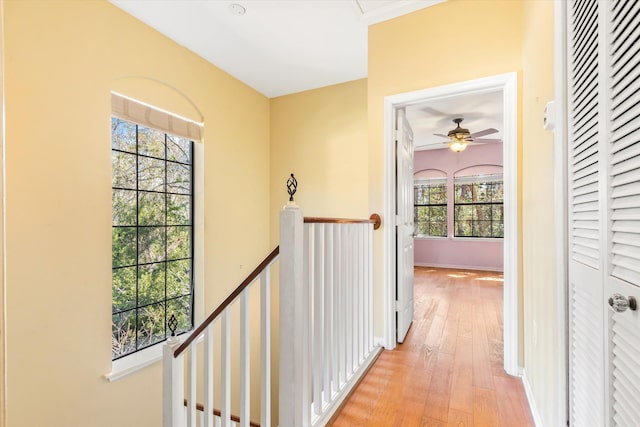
[328,267,534,427]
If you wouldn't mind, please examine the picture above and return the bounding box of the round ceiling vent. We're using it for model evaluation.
[229,4,246,15]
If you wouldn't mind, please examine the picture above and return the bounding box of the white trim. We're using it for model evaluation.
[105,342,164,382]
[383,73,519,375]
[414,262,503,273]
[553,1,569,426]
[522,369,544,427]
[105,333,203,382]
[359,0,446,25]
[373,336,386,348]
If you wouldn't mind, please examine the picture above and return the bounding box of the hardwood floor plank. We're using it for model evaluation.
[494,375,535,426]
[329,267,532,427]
[449,336,473,413]
[447,409,473,427]
[473,387,500,427]
[472,305,495,390]
[422,350,454,422]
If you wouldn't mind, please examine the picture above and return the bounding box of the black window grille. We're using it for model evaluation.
[111,117,194,360]
[414,181,447,237]
[453,177,504,238]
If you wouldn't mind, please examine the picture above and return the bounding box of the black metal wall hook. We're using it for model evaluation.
[287,174,297,202]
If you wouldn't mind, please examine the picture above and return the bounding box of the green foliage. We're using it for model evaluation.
[454,180,504,238]
[111,117,193,360]
[414,183,447,237]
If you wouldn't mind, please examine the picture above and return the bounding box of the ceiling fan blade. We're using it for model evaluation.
[416,141,449,150]
[433,133,449,138]
[468,128,498,139]
[472,138,502,143]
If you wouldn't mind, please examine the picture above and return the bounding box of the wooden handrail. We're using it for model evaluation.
[304,213,382,230]
[174,246,280,357]
[183,399,261,427]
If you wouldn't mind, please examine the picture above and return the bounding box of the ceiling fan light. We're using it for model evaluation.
[449,140,468,152]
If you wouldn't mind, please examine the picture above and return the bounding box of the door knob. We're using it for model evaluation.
[608,293,637,313]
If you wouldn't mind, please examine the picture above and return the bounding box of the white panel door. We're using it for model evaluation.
[568,1,640,426]
[396,108,414,343]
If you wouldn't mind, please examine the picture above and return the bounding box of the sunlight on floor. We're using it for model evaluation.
[478,276,504,282]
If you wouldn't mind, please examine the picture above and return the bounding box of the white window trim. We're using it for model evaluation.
[105,141,205,382]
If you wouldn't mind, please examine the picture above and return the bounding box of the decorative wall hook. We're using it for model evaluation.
[287,173,297,202]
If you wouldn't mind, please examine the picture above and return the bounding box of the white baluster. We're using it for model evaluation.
[204,326,214,427]
[187,346,197,427]
[221,308,231,427]
[260,268,271,427]
[323,224,333,404]
[364,225,371,353]
[332,224,341,391]
[304,223,313,414]
[346,225,353,377]
[313,223,324,415]
[163,336,184,427]
[240,291,250,427]
[339,225,346,386]
[358,224,365,363]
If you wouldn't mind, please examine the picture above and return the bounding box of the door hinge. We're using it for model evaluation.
[394,300,400,311]
[395,129,402,140]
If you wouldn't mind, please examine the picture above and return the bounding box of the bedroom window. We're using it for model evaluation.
[453,173,504,238]
[111,93,197,360]
[414,176,447,238]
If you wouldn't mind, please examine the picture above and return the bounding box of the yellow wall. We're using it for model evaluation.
[3,0,562,425]
[269,79,369,243]
[368,0,525,341]
[522,1,558,426]
[4,1,270,426]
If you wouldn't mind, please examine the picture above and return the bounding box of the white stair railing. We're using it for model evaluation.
[163,194,381,427]
[279,202,382,427]
[163,247,279,427]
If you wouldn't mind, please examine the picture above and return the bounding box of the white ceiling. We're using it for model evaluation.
[406,90,504,151]
[109,0,444,98]
[109,0,501,141]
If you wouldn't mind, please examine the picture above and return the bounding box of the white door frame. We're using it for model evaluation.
[382,72,520,376]
[552,1,568,425]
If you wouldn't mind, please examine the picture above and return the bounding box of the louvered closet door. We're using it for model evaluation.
[568,1,640,426]
[567,0,605,425]
[606,1,640,426]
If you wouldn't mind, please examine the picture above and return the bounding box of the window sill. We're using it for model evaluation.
[452,237,504,242]
[104,342,165,382]
[104,332,200,382]
[414,236,448,240]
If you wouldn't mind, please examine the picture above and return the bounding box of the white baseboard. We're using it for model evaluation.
[373,336,386,348]
[521,369,543,427]
[414,262,504,272]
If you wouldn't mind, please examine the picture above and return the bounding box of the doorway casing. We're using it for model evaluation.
[382,72,519,376]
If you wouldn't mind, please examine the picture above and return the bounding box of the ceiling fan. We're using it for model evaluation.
[434,118,501,152]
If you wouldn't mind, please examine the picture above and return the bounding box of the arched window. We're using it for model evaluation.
[111,92,201,360]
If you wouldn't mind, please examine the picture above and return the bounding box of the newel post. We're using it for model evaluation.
[279,174,310,427]
[163,315,185,427]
